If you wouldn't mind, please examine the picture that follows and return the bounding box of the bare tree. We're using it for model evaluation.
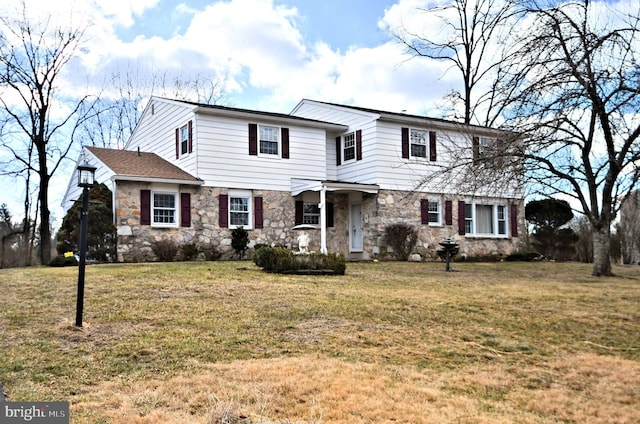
[502,1,640,275]
[0,2,97,264]
[81,64,229,149]
[387,0,519,126]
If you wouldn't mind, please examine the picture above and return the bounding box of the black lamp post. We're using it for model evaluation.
[75,163,96,327]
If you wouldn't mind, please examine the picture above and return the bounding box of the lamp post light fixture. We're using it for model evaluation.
[75,163,96,327]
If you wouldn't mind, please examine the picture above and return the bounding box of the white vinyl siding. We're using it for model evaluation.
[196,115,327,191]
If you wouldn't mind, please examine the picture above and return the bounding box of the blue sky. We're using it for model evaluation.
[2,0,454,228]
[0,0,628,228]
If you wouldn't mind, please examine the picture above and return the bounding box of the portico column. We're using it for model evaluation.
[320,185,327,253]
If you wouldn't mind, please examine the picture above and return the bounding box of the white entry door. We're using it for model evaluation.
[350,204,363,252]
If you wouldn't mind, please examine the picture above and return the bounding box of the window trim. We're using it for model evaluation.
[427,199,441,226]
[180,124,189,155]
[258,124,281,158]
[342,132,356,163]
[151,191,178,228]
[228,190,253,229]
[464,202,509,238]
[302,202,321,226]
[410,128,428,159]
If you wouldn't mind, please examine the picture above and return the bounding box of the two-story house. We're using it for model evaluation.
[62,97,524,262]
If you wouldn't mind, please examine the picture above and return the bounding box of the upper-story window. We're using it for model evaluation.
[180,125,189,155]
[175,120,192,158]
[410,129,427,158]
[402,127,436,161]
[343,132,356,162]
[259,125,279,156]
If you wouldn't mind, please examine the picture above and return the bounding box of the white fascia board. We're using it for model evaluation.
[194,105,348,131]
[111,175,204,186]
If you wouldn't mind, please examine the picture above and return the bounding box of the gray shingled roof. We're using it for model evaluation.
[87,147,200,182]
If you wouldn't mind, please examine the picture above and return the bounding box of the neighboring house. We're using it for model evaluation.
[62,97,525,262]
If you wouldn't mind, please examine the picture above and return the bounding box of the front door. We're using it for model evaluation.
[350,203,363,252]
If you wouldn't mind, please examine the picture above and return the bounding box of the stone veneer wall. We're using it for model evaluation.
[114,181,524,262]
[371,190,525,259]
[115,183,334,262]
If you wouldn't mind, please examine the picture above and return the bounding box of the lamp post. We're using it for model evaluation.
[75,163,96,327]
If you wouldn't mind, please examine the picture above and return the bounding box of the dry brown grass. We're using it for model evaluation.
[1,261,639,423]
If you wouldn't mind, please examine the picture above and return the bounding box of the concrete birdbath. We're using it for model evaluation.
[291,224,316,254]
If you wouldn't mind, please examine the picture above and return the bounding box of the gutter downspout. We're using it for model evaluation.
[320,184,327,254]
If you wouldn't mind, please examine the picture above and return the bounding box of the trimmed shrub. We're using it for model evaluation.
[254,247,346,275]
[384,223,418,261]
[505,252,544,262]
[151,239,178,262]
[254,245,276,270]
[48,254,78,267]
[231,227,249,259]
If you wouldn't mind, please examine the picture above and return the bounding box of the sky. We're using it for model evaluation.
[0,0,632,230]
[1,0,463,229]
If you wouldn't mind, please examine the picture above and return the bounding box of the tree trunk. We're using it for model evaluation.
[592,226,612,276]
[38,175,52,265]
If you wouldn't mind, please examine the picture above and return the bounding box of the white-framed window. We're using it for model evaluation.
[229,190,252,229]
[180,125,189,155]
[259,125,279,156]
[477,137,495,160]
[343,132,355,162]
[153,192,178,227]
[410,129,427,158]
[428,200,440,225]
[303,203,320,225]
[464,203,508,237]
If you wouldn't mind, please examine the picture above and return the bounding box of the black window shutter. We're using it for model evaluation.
[429,131,437,161]
[141,190,151,225]
[401,127,409,159]
[295,201,303,225]
[281,127,290,159]
[472,136,480,160]
[188,120,193,154]
[445,200,453,225]
[327,202,334,227]
[254,196,263,229]
[175,128,179,159]
[511,203,519,237]
[420,199,429,225]
[219,194,229,228]
[180,193,191,227]
[335,136,341,166]
[458,201,466,235]
[248,123,258,155]
[356,129,362,161]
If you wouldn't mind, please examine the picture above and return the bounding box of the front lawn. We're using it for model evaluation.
[1,261,638,423]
